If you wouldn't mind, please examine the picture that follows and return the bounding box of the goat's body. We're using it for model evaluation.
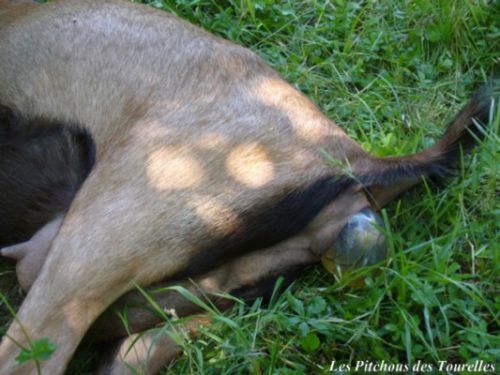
[0,1,492,373]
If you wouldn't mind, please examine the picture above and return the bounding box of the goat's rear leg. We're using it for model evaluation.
[97,317,211,375]
[0,150,208,374]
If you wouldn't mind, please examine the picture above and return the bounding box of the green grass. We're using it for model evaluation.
[2,0,499,373]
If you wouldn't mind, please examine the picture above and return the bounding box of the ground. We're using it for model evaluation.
[1,0,499,374]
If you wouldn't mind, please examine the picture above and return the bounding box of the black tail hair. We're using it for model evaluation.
[356,82,497,190]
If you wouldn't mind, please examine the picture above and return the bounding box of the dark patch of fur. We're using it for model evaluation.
[0,105,96,246]
[178,175,352,277]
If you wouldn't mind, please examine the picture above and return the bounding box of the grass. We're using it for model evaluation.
[1,0,499,373]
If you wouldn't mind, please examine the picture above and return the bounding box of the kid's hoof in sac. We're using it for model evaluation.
[322,208,387,276]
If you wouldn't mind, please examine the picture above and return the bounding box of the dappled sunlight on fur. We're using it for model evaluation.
[253,77,347,143]
[187,194,242,236]
[225,142,276,188]
[147,147,204,190]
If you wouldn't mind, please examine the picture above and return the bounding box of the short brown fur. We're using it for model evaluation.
[0,0,493,374]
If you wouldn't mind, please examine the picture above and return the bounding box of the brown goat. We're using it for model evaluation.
[0,0,493,373]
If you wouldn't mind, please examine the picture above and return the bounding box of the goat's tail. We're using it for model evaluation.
[353,82,498,207]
